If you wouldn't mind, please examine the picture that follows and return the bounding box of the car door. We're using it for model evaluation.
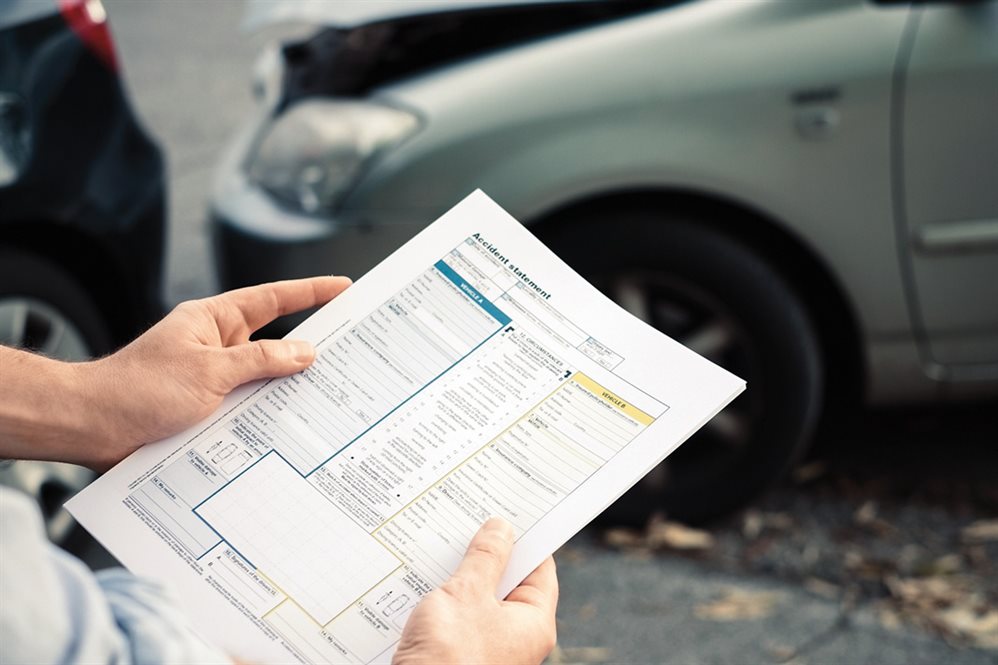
[897,0,998,377]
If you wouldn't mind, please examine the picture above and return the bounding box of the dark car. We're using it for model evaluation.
[1,0,165,358]
[0,0,166,542]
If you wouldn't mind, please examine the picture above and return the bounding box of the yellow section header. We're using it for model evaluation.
[571,373,654,426]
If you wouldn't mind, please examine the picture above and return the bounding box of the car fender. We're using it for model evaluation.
[353,0,911,344]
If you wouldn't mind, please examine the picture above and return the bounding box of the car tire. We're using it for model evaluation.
[538,212,823,524]
[0,249,111,543]
[0,249,113,358]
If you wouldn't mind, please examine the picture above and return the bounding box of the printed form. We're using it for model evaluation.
[68,191,744,663]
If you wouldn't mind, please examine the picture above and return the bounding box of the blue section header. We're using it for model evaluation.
[434,260,512,326]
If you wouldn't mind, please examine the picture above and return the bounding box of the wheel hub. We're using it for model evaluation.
[0,297,91,360]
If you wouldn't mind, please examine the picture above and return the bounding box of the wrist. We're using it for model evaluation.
[66,357,126,469]
[0,347,115,469]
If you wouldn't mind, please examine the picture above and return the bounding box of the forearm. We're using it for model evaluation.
[0,346,110,468]
[0,278,349,471]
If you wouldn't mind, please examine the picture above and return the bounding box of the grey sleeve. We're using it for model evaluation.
[0,487,230,665]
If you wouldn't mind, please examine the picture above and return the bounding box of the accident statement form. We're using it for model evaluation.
[68,190,745,664]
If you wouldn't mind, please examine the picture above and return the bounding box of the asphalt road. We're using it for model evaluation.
[105,3,997,664]
[554,534,991,665]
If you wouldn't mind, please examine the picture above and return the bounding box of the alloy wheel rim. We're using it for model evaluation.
[0,297,92,360]
[597,271,765,497]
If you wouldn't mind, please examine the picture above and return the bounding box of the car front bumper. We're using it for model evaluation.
[210,170,429,334]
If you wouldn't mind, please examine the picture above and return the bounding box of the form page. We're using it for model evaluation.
[68,191,744,663]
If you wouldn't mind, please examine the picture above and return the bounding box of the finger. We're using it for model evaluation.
[450,517,515,595]
[505,556,558,614]
[220,338,316,387]
[212,276,352,336]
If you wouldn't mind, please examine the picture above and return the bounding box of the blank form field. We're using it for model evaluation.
[196,453,399,625]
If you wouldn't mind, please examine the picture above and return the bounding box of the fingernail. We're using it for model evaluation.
[288,340,314,363]
[483,517,514,540]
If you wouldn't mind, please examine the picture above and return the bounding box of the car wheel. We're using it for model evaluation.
[538,212,823,524]
[0,250,111,543]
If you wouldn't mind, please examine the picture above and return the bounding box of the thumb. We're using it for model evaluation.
[222,339,316,386]
[451,517,515,595]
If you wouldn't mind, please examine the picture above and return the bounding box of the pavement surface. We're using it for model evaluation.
[103,3,998,663]
[550,406,998,664]
[554,537,991,665]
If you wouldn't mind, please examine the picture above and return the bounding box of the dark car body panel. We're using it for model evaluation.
[0,5,166,341]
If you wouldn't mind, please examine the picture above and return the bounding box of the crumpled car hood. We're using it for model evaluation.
[243,0,591,31]
[257,0,675,99]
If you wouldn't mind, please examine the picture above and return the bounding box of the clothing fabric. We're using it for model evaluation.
[0,486,229,664]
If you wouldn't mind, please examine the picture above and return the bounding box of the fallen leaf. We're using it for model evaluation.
[622,547,654,561]
[932,607,998,650]
[764,512,794,531]
[555,547,586,564]
[694,588,782,621]
[961,519,998,544]
[743,534,777,563]
[928,553,963,576]
[965,545,990,570]
[791,460,827,484]
[743,510,763,539]
[743,510,795,540]
[843,549,864,570]
[781,657,809,665]
[877,605,901,631]
[605,517,714,553]
[885,575,964,609]
[603,528,642,549]
[854,500,877,525]
[804,577,839,600]
[646,518,715,551]
[869,518,899,537]
[547,646,613,664]
[844,551,894,580]
[882,571,998,648]
[764,642,796,661]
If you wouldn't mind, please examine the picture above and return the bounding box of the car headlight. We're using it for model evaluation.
[245,100,419,214]
[0,94,31,187]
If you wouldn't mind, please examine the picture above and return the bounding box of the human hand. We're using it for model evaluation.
[393,518,558,665]
[78,276,350,470]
